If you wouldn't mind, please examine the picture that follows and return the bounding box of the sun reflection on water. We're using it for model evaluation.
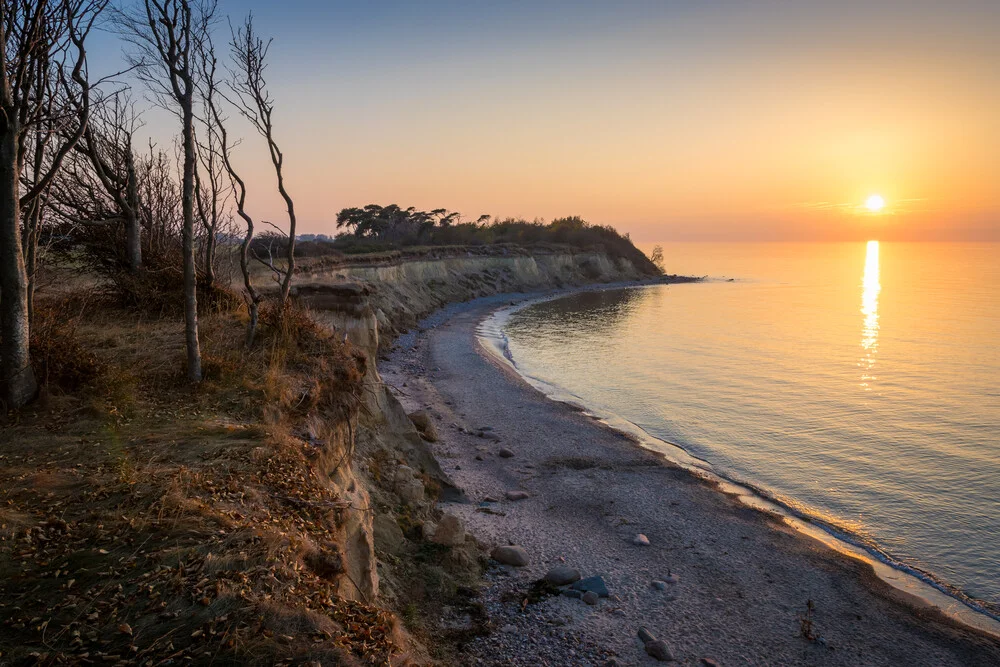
[860,240,881,390]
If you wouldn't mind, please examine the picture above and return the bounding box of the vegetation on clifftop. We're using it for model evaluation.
[254,206,662,277]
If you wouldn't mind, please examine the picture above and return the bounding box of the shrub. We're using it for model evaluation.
[29,301,104,394]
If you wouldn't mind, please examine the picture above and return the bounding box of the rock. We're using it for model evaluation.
[505,490,531,501]
[665,574,680,584]
[633,533,651,546]
[394,465,415,483]
[500,624,517,634]
[638,628,673,662]
[700,660,720,667]
[561,589,583,599]
[421,521,437,541]
[475,454,484,461]
[498,447,515,458]
[582,591,599,605]
[491,545,529,567]
[544,566,581,586]
[651,580,667,591]
[373,514,405,555]
[397,478,424,505]
[570,575,609,598]
[645,639,674,662]
[431,514,466,547]
[483,496,499,503]
[407,411,439,442]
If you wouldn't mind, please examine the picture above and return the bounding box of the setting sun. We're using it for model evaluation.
[866,194,886,213]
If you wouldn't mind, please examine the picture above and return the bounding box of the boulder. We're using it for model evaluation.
[582,591,599,605]
[505,490,531,501]
[408,411,439,442]
[498,447,516,458]
[491,545,529,567]
[431,514,466,547]
[397,478,425,506]
[633,533,651,546]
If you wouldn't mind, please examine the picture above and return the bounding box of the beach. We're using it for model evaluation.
[381,292,1000,666]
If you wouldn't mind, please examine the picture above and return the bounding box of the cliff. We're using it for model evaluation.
[0,249,654,664]
[296,249,653,349]
[295,249,657,660]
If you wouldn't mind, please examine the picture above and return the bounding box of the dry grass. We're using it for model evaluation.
[0,292,396,665]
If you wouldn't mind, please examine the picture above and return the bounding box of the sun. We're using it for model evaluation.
[865,194,886,212]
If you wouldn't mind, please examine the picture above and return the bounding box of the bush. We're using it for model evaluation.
[29,301,104,394]
[315,206,662,275]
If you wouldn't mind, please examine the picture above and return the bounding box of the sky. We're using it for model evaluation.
[91,1,1000,242]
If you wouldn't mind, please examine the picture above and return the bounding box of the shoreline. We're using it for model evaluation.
[382,284,1000,665]
[477,285,1000,638]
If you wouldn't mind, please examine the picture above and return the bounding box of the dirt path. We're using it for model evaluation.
[381,294,1000,666]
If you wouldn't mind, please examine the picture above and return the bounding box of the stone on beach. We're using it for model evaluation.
[645,640,674,662]
[498,447,516,458]
[505,490,531,501]
[637,627,656,644]
[583,591,599,605]
[571,575,609,598]
[651,580,668,591]
[633,533,651,546]
[544,566,582,586]
[638,628,674,662]
[491,545,529,566]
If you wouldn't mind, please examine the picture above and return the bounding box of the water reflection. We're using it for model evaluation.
[508,287,652,344]
[860,241,881,390]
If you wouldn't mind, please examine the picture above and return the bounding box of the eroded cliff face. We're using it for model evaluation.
[300,251,646,349]
[299,251,646,661]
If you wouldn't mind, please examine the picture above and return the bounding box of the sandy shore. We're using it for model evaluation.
[381,290,1000,666]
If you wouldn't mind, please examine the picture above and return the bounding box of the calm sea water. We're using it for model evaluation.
[502,242,1000,610]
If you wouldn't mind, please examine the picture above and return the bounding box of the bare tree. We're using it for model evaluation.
[0,0,104,408]
[119,0,215,383]
[227,15,296,305]
[198,33,259,344]
[194,75,226,288]
[79,91,142,271]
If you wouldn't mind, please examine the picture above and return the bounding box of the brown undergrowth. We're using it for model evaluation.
[0,295,404,665]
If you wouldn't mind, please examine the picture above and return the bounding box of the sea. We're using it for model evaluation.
[495,242,999,621]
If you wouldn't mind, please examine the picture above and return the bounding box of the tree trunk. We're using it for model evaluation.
[181,98,201,382]
[0,125,37,408]
[125,151,141,272]
[23,201,39,327]
[245,300,258,347]
[203,229,216,288]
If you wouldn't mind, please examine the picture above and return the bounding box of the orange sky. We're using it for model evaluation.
[116,1,1000,241]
